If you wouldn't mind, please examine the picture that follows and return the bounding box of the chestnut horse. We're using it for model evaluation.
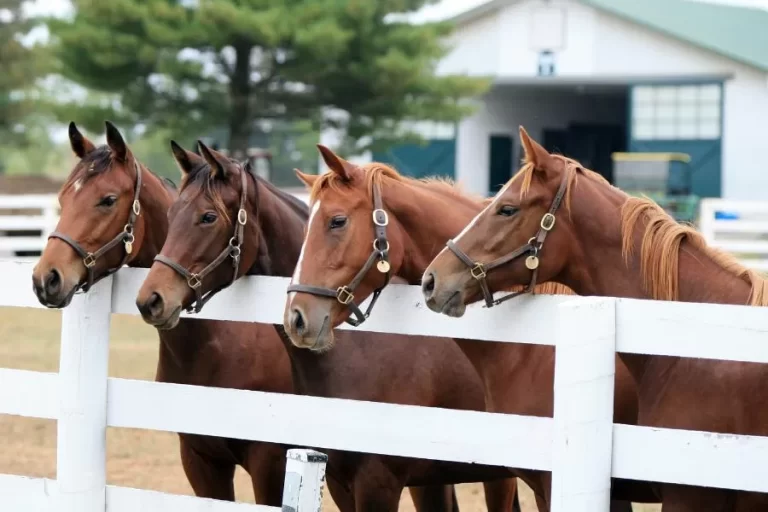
[32,122,292,504]
[423,126,768,511]
[283,145,657,511]
[135,140,521,512]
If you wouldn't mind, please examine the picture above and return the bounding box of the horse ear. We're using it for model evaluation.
[295,169,319,189]
[105,121,130,162]
[519,126,553,170]
[170,140,204,179]
[316,144,356,181]
[197,140,230,179]
[68,122,96,159]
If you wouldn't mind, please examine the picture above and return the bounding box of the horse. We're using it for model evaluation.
[134,140,521,512]
[31,122,292,505]
[282,144,657,511]
[422,126,768,511]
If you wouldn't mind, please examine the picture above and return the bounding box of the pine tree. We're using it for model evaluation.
[49,0,489,154]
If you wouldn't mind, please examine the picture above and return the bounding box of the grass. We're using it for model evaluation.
[0,306,658,511]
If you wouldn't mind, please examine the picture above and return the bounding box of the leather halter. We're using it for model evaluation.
[286,182,391,327]
[153,166,250,314]
[445,173,569,308]
[48,160,143,293]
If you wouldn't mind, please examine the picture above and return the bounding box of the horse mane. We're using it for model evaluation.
[620,197,768,305]
[310,161,575,297]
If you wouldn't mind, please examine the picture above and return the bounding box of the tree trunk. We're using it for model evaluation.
[227,43,252,158]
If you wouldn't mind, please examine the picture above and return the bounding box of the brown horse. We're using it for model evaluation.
[32,122,291,505]
[282,145,657,511]
[423,126,768,511]
[134,140,521,512]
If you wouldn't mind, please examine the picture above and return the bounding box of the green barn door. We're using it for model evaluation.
[489,135,513,194]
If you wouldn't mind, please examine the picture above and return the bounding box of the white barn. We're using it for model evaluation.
[362,0,768,200]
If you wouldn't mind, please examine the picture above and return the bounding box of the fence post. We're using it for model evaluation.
[281,449,328,512]
[698,198,715,244]
[550,297,616,512]
[57,276,113,512]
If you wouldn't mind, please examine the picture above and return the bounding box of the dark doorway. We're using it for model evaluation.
[489,135,514,193]
[542,123,626,183]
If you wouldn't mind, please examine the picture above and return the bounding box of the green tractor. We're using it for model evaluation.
[611,152,700,224]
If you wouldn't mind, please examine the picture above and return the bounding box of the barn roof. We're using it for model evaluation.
[449,0,768,72]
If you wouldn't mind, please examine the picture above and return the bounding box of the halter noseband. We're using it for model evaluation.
[286,181,391,327]
[153,167,251,314]
[48,160,143,293]
[445,173,568,308]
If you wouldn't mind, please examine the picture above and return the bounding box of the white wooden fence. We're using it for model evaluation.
[0,194,58,261]
[699,198,768,271]
[2,260,768,511]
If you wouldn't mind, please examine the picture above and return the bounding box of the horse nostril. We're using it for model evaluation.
[422,271,436,299]
[291,308,307,337]
[147,292,164,318]
[45,269,61,295]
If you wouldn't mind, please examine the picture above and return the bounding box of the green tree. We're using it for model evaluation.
[0,0,49,146]
[49,0,489,156]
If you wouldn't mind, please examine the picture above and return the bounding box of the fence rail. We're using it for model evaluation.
[0,194,58,261]
[2,260,768,511]
[699,198,768,271]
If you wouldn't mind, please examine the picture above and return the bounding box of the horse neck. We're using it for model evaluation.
[562,175,754,379]
[130,168,175,268]
[383,179,483,284]
[246,179,307,278]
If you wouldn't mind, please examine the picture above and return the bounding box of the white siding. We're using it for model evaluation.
[437,10,499,76]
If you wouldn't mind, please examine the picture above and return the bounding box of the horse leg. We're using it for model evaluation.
[179,436,235,501]
[661,484,730,512]
[243,441,286,506]
[483,478,520,511]
[409,485,459,512]
[352,457,405,512]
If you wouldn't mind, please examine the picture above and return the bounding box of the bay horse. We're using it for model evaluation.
[32,122,292,505]
[423,126,768,511]
[282,145,657,511]
[134,140,521,512]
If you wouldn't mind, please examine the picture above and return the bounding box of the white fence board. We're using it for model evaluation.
[107,486,274,512]
[0,194,58,209]
[0,368,58,419]
[0,215,50,230]
[0,473,56,510]
[107,377,553,471]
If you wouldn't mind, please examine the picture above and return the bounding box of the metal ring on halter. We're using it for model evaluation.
[372,209,389,227]
[83,253,97,268]
[132,200,141,216]
[336,286,354,305]
[188,274,202,289]
[124,232,135,244]
[230,246,241,259]
[470,262,486,280]
[540,213,556,231]
[237,209,247,226]
[373,239,390,253]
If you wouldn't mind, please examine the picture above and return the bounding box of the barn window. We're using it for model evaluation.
[632,83,721,141]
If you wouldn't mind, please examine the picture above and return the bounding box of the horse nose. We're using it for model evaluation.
[44,269,62,297]
[422,271,436,301]
[137,292,164,320]
[289,307,308,338]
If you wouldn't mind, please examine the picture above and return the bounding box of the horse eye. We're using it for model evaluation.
[329,216,347,230]
[497,205,519,217]
[98,195,117,207]
[200,212,217,224]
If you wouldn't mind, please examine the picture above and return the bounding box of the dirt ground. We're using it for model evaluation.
[0,307,658,511]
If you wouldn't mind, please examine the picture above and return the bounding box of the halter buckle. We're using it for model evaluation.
[188,274,202,289]
[372,209,389,227]
[470,262,486,280]
[83,253,96,268]
[373,239,390,254]
[336,286,354,305]
[132,200,141,216]
[540,213,556,231]
[237,209,247,226]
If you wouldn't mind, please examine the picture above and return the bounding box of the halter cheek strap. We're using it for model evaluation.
[48,160,143,293]
[153,167,251,314]
[445,173,569,308]
[286,182,391,327]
